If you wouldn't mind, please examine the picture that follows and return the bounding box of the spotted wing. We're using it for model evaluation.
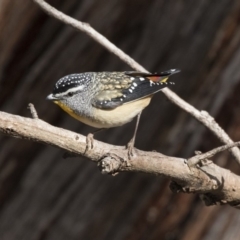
[91,70,179,109]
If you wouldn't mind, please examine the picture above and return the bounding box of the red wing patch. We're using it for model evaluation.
[146,76,162,82]
[146,76,168,82]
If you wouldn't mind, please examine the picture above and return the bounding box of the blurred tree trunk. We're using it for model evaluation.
[0,0,240,239]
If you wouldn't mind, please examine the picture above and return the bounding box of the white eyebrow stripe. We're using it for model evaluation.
[55,85,85,97]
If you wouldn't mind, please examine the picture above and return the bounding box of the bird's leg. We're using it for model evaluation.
[86,128,104,151]
[127,112,142,157]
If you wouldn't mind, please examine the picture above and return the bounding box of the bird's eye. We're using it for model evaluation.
[68,92,74,97]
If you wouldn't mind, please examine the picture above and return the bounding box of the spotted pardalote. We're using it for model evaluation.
[46,70,180,150]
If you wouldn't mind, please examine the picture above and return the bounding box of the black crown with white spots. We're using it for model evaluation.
[53,73,93,94]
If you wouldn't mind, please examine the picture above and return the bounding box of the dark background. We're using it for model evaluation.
[1,0,240,239]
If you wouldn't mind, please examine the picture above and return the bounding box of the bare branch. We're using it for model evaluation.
[0,110,240,208]
[32,0,146,72]
[188,142,240,167]
[3,0,237,207]
[28,103,39,119]
[32,0,240,164]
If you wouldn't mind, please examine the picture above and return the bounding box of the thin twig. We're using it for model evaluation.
[32,0,146,72]
[32,0,240,164]
[188,141,240,167]
[28,103,39,119]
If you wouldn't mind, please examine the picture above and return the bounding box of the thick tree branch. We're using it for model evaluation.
[0,110,240,208]
[32,0,240,164]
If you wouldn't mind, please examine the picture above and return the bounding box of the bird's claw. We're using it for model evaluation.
[127,138,136,158]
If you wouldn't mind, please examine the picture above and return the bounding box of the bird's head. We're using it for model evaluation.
[46,73,95,115]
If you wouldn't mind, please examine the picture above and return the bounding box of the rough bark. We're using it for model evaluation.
[1,110,240,208]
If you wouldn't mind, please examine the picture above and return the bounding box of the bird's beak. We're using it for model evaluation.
[46,94,57,101]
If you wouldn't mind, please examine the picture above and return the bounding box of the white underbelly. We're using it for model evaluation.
[56,97,152,128]
[87,97,151,128]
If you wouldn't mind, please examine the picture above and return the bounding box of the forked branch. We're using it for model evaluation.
[32,0,240,164]
[0,0,239,208]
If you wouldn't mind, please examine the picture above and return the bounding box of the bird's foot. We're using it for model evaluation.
[86,133,94,151]
[127,138,137,158]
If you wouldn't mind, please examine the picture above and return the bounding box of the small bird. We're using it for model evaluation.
[46,70,180,153]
